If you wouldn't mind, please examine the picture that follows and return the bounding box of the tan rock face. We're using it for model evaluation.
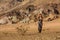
[0,0,60,25]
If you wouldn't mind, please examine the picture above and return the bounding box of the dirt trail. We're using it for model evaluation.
[0,18,60,33]
[0,19,60,40]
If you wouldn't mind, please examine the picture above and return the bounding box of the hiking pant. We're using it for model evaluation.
[38,20,43,33]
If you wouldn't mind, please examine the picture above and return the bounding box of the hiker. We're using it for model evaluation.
[37,13,43,33]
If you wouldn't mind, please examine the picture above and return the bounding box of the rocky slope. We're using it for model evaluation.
[0,0,60,24]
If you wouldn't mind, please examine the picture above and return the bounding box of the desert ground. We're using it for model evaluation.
[0,0,60,40]
[0,18,60,40]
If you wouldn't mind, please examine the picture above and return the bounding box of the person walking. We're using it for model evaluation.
[37,13,43,33]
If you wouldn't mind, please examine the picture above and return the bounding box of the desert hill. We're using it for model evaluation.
[0,0,60,40]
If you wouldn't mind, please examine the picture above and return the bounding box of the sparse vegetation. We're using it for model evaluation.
[16,25,29,35]
[0,0,60,40]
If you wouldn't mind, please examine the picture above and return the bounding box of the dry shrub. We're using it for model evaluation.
[16,25,29,35]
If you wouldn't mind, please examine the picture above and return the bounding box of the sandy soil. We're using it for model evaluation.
[0,18,60,40]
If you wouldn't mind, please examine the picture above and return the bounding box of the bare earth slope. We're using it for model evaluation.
[0,0,60,40]
[0,18,60,40]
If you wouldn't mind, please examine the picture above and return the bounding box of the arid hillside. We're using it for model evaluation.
[0,0,60,40]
